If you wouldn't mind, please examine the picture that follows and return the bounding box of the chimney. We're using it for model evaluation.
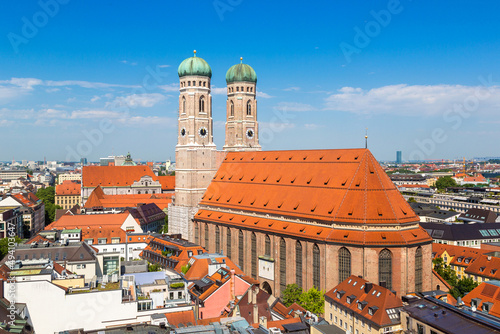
[364,283,373,294]
[230,270,235,299]
[259,316,267,328]
[253,303,259,325]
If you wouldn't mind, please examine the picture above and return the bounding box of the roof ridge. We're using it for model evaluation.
[370,152,400,224]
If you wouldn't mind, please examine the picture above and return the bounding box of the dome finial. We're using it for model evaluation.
[240,57,243,63]
[193,50,197,57]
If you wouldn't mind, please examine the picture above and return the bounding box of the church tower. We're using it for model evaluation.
[169,51,217,240]
[223,58,261,151]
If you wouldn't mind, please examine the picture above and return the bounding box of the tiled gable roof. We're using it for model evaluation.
[462,281,500,318]
[55,180,81,196]
[325,275,402,328]
[84,185,172,210]
[200,149,418,225]
[82,165,156,187]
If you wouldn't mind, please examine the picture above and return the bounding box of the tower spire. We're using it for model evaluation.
[240,57,243,63]
[365,128,368,149]
[193,50,197,57]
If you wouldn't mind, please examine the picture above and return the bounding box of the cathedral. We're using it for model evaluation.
[168,52,433,297]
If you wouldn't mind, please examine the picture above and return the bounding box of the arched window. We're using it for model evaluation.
[239,230,244,269]
[182,97,186,114]
[194,223,199,244]
[230,101,234,117]
[251,233,257,279]
[205,224,209,251]
[265,235,271,257]
[199,96,205,113]
[188,81,191,86]
[379,249,393,290]
[296,241,302,288]
[247,100,252,115]
[280,238,286,294]
[415,247,423,292]
[215,226,220,253]
[313,244,320,289]
[227,228,231,259]
[339,247,351,283]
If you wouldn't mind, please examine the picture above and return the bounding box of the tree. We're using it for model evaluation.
[36,187,61,224]
[148,262,162,272]
[299,286,325,314]
[435,176,457,191]
[408,197,417,203]
[282,284,303,307]
[0,237,22,261]
[161,215,168,233]
[450,277,478,299]
[433,257,457,286]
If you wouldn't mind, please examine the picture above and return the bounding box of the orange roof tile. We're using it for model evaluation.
[82,165,156,187]
[183,256,244,281]
[462,282,500,317]
[84,185,172,210]
[56,180,81,196]
[199,149,420,225]
[164,310,196,328]
[157,175,175,190]
[325,275,402,328]
[465,254,500,280]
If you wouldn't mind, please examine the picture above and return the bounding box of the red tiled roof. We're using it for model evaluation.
[465,254,500,280]
[165,310,196,328]
[56,180,81,196]
[462,282,500,318]
[82,165,156,187]
[84,185,172,210]
[157,175,175,190]
[183,256,244,281]
[200,149,419,225]
[325,275,403,327]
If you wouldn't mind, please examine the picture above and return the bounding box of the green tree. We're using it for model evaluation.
[36,187,61,224]
[0,237,23,261]
[435,176,457,191]
[161,215,168,233]
[450,277,478,299]
[282,284,303,307]
[408,197,417,203]
[148,262,162,272]
[299,286,325,315]
[433,257,457,286]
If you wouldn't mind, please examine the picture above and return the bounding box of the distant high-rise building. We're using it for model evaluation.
[396,150,402,164]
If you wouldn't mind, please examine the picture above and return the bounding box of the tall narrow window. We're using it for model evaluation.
[182,96,186,114]
[251,233,257,279]
[239,230,244,269]
[227,228,232,259]
[313,244,320,289]
[230,101,234,117]
[247,100,252,115]
[215,226,220,253]
[205,224,209,251]
[415,247,423,292]
[199,96,205,113]
[194,223,199,244]
[265,235,271,257]
[379,249,393,290]
[296,241,302,288]
[339,247,351,283]
[280,238,287,294]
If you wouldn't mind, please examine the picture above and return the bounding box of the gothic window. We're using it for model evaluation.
[265,235,271,257]
[199,96,205,113]
[203,81,206,87]
[313,244,320,289]
[247,100,252,116]
[247,87,249,92]
[251,232,257,279]
[182,97,186,114]
[199,81,201,86]
[339,247,351,283]
[230,101,234,117]
[195,223,199,244]
[188,81,191,86]
[215,226,220,253]
[415,247,423,292]
[296,241,302,288]
[239,230,244,269]
[379,249,393,290]
[227,228,231,259]
[280,238,287,294]
[205,224,209,251]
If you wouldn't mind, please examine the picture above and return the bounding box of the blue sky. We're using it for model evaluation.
[1,0,499,162]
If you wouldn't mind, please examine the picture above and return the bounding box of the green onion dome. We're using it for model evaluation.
[178,50,212,78]
[226,57,257,84]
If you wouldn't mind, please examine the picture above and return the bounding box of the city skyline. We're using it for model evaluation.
[1,1,499,162]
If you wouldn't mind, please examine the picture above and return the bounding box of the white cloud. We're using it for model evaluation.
[158,83,179,92]
[118,116,177,127]
[46,88,60,93]
[45,79,139,89]
[110,93,166,108]
[273,102,315,112]
[0,78,43,90]
[120,60,138,66]
[70,110,122,119]
[257,91,273,98]
[40,108,68,118]
[324,84,500,116]
[158,65,171,68]
[0,119,14,127]
[304,123,324,130]
[91,96,101,102]
[283,87,300,91]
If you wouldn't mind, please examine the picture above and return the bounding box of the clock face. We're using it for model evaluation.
[199,127,208,138]
[180,128,186,137]
[246,129,254,139]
